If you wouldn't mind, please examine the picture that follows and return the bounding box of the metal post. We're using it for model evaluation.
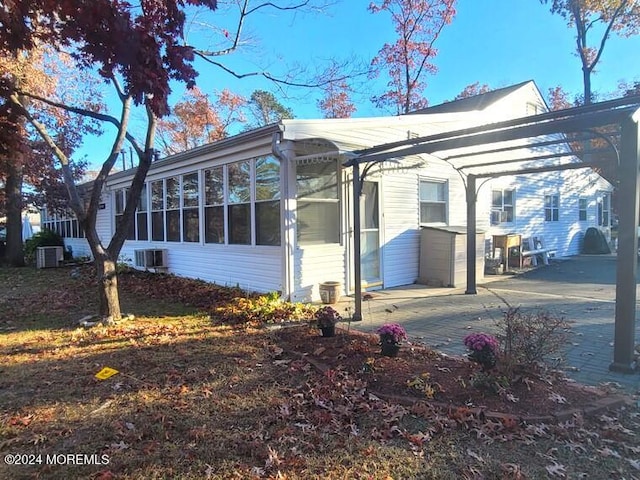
[465,174,478,294]
[352,161,363,322]
[610,111,640,373]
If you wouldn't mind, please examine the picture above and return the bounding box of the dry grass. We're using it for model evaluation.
[1,266,639,479]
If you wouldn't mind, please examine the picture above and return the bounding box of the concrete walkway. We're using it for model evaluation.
[338,254,640,396]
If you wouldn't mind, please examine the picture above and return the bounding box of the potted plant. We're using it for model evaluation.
[463,332,499,371]
[314,306,342,337]
[376,323,407,357]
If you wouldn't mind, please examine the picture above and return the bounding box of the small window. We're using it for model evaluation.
[491,189,514,225]
[598,193,611,226]
[545,194,559,222]
[420,180,447,224]
[578,198,587,222]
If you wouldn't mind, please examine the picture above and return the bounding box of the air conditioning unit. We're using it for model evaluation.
[36,246,64,269]
[490,211,509,225]
[134,249,167,269]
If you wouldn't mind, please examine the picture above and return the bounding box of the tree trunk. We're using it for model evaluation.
[583,67,592,105]
[4,156,25,267]
[95,253,122,322]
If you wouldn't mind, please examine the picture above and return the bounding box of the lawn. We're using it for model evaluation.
[1,265,639,479]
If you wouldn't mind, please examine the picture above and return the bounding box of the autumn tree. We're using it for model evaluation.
[546,85,579,110]
[0,47,94,266]
[318,80,357,118]
[156,87,246,156]
[454,82,490,100]
[618,79,640,97]
[369,0,457,114]
[540,0,640,104]
[2,0,219,320]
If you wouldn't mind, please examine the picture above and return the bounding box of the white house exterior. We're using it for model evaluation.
[43,81,613,302]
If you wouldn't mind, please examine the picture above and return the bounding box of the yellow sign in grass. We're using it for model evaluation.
[95,367,119,380]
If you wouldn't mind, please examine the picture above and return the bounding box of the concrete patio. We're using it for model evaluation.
[339,254,640,395]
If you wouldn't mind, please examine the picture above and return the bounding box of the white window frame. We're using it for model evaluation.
[578,197,587,222]
[598,193,611,227]
[491,189,515,225]
[544,193,559,222]
[419,178,448,225]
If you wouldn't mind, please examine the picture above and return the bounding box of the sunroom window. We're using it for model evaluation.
[255,156,281,246]
[151,180,165,241]
[227,161,251,245]
[165,176,180,242]
[204,167,224,244]
[296,159,340,245]
[182,172,199,242]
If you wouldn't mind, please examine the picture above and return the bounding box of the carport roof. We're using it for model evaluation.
[345,94,640,180]
[345,94,640,374]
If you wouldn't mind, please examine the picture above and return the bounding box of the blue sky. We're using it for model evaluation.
[77,0,640,165]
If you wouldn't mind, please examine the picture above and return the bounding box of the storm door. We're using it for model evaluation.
[360,180,382,287]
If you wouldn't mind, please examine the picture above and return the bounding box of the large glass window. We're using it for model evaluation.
[114,188,135,240]
[491,189,515,225]
[227,161,251,245]
[544,194,559,222]
[228,161,251,244]
[419,180,447,224]
[165,176,180,242]
[151,180,165,241]
[137,184,149,241]
[296,160,340,245]
[182,172,199,242]
[255,156,281,246]
[204,167,224,244]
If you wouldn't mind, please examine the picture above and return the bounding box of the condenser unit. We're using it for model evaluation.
[36,246,64,269]
[134,249,168,269]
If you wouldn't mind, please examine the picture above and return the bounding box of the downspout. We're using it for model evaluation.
[272,131,294,301]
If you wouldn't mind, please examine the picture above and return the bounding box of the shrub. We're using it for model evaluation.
[496,307,571,373]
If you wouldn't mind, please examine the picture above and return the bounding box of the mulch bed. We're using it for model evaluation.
[272,324,629,423]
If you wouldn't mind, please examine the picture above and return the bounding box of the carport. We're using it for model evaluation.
[345,95,640,373]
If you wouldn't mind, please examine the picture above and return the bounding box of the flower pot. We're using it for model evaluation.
[381,343,400,357]
[320,325,336,337]
[319,281,341,304]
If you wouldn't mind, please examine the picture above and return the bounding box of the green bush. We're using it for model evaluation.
[24,229,64,264]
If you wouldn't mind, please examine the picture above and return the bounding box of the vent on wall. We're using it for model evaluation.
[36,246,64,269]
[134,249,168,269]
